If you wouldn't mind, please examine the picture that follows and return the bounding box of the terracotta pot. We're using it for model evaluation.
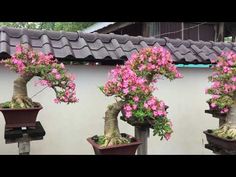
[204,130,236,152]
[0,103,43,128]
[87,133,142,155]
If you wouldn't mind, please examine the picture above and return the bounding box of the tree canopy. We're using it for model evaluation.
[0,22,94,32]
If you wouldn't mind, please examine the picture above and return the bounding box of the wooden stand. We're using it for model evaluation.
[135,126,149,155]
[4,121,46,155]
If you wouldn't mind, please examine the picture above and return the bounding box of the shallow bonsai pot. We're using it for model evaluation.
[0,103,43,128]
[87,133,143,155]
[120,115,153,128]
[205,109,227,119]
[120,110,154,129]
[204,130,236,151]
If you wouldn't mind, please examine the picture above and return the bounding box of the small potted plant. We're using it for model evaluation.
[0,44,78,129]
[204,51,236,152]
[87,47,182,155]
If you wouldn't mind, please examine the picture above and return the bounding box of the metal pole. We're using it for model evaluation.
[181,22,184,40]
[135,126,149,155]
[18,134,30,155]
[219,116,226,127]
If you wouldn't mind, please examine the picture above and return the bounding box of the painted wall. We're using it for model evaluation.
[0,65,217,154]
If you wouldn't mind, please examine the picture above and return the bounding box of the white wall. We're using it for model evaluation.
[0,64,217,154]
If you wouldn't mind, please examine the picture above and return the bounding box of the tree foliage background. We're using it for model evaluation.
[0,22,94,32]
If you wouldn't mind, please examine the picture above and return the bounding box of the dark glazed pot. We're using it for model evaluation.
[0,103,43,128]
[120,106,168,128]
[204,130,236,151]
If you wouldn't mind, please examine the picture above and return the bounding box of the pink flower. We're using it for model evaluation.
[147,98,156,106]
[55,74,61,80]
[68,82,75,89]
[132,104,137,110]
[153,111,158,116]
[122,81,129,88]
[138,65,146,71]
[159,101,165,109]
[210,103,216,108]
[223,66,230,73]
[223,108,229,113]
[232,77,236,82]
[123,88,129,94]
[164,133,171,140]
[52,68,58,74]
[133,96,139,102]
[125,112,132,118]
[15,45,22,53]
[157,110,163,116]
[124,105,132,111]
[175,72,183,78]
[151,105,157,111]
[212,95,220,99]
[144,103,149,109]
[60,63,65,69]
[54,98,60,104]
[131,86,137,91]
[228,60,234,66]
[69,74,76,81]
[212,81,220,88]
[210,59,217,63]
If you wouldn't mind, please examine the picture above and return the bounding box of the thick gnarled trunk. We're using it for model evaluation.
[213,95,236,138]
[102,101,129,147]
[10,75,34,108]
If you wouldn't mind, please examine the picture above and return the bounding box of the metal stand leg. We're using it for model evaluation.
[18,134,30,155]
[217,116,226,155]
[135,126,149,155]
[219,116,226,127]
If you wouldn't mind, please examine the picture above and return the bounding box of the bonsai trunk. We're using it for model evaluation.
[102,101,129,147]
[10,75,34,108]
[213,95,236,139]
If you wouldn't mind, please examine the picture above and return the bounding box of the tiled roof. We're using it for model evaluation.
[0,26,236,64]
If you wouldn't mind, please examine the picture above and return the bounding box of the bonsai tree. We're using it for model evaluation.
[0,44,78,108]
[99,47,182,147]
[206,51,236,139]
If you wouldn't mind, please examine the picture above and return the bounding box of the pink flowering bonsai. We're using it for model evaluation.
[98,47,182,147]
[206,51,236,139]
[0,44,78,109]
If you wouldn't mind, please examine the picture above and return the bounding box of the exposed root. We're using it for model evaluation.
[213,124,236,139]
[101,135,129,147]
[10,96,34,108]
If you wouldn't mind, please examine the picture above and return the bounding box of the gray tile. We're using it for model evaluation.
[1,26,236,64]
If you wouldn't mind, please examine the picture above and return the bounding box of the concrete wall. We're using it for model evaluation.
[0,64,217,154]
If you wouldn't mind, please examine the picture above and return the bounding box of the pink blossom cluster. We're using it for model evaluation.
[143,97,167,117]
[206,51,236,113]
[103,65,152,97]
[123,96,167,119]
[3,45,56,75]
[126,47,182,79]
[1,44,78,104]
